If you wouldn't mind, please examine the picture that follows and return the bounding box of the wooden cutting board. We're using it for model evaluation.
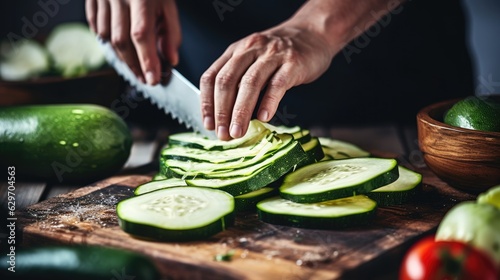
[18,161,475,280]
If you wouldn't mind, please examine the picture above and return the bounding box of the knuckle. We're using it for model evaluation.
[131,24,149,42]
[244,33,267,48]
[240,73,260,89]
[216,73,236,90]
[215,111,230,124]
[200,70,217,86]
[200,101,214,115]
[111,35,128,50]
[97,29,110,40]
[232,107,252,120]
[269,74,288,89]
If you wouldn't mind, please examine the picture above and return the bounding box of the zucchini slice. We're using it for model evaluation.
[261,122,312,144]
[279,158,399,203]
[257,195,377,229]
[299,137,324,166]
[184,140,307,195]
[117,187,235,242]
[319,137,370,159]
[367,166,422,206]
[167,120,268,150]
[0,39,50,81]
[46,22,106,77]
[234,187,277,212]
[134,178,187,196]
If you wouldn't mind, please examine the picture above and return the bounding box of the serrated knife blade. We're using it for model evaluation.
[98,39,215,138]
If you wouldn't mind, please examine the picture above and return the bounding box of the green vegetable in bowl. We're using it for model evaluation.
[435,201,500,265]
[444,96,500,132]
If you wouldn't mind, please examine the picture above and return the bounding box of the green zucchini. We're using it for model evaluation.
[367,166,422,206]
[167,119,268,150]
[0,245,159,280]
[318,137,370,159]
[299,137,324,166]
[279,158,399,203]
[234,187,277,212]
[46,22,106,77]
[117,187,235,242]
[183,139,307,195]
[261,122,312,144]
[0,39,50,81]
[257,195,377,229]
[134,178,187,195]
[0,104,132,182]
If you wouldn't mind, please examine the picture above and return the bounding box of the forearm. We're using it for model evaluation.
[282,0,406,57]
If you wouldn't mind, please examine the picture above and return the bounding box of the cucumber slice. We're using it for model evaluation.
[163,133,291,171]
[299,137,324,165]
[184,140,307,195]
[280,158,399,203]
[161,132,281,163]
[261,122,312,144]
[367,166,422,206]
[134,178,187,196]
[168,120,268,150]
[257,195,377,229]
[319,137,370,159]
[234,187,277,212]
[117,187,235,242]
[0,39,50,81]
[152,173,168,181]
[46,22,106,77]
[169,138,303,179]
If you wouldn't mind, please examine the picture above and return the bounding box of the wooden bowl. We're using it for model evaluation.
[0,68,125,107]
[417,98,500,193]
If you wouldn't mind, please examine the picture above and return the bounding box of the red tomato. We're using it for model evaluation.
[399,235,498,280]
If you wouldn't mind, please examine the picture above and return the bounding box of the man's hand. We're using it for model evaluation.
[200,0,405,140]
[85,0,181,85]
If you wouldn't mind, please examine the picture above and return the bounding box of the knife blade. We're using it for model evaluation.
[98,39,216,138]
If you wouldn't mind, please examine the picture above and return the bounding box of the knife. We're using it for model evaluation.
[98,39,216,138]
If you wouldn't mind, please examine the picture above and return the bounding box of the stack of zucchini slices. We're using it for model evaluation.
[117,120,422,242]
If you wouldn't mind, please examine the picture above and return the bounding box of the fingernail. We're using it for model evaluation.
[230,124,242,138]
[258,110,269,122]
[217,125,228,139]
[145,71,155,85]
[203,116,214,130]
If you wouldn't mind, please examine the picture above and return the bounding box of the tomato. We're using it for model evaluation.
[399,235,498,280]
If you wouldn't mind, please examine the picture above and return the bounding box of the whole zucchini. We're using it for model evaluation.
[0,104,132,182]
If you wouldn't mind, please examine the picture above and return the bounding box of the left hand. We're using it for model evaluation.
[199,22,334,140]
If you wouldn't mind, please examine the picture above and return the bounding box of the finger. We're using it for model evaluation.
[159,0,182,66]
[230,58,280,138]
[109,0,144,82]
[96,0,111,40]
[258,63,297,122]
[199,51,233,131]
[130,0,161,85]
[85,0,97,33]
[214,53,257,140]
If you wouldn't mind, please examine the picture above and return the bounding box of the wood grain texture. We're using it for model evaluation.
[18,163,475,280]
[417,99,500,192]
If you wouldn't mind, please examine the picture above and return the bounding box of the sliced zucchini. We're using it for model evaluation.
[0,39,50,81]
[367,166,422,206]
[280,158,399,203]
[163,133,292,171]
[184,140,307,195]
[319,137,370,159]
[299,137,324,166]
[117,187,235,242]
[134,178,187,196]
[257,195,377,229]
[168,120,268,150]
[46,22,106,77]
[165,134,302,179]
[161,132,280,163]
[234,187,277,212]
[152,173,168,181]
[261,122,311,144]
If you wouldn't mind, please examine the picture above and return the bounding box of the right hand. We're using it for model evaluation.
[85,0,181,85]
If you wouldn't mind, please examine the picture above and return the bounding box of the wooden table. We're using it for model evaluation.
[0,122,475,279]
